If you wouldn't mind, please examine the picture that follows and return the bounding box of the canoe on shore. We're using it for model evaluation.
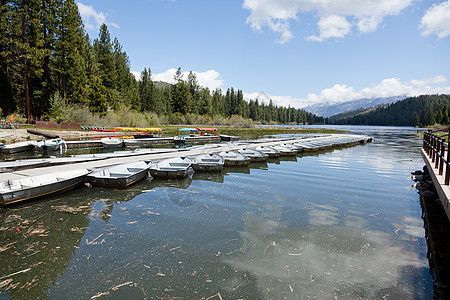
[0,169,90,206]
[87,161,150,188]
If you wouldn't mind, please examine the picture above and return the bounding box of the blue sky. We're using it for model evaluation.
[77,0,450,109]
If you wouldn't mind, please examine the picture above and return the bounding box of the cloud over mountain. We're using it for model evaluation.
[245,76,450,108]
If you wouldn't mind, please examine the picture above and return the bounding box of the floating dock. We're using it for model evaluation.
[0,134,372,182]
[64,135,222,149]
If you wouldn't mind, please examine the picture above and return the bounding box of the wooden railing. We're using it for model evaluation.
[423,131,450,185]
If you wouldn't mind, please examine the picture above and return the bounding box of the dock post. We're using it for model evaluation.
[432,135,436,163]
[437,137,442,169]
[447,132,450,185]
[425,132,430,155]
[440,137,445,175]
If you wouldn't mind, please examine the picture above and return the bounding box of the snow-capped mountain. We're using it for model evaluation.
[304,96,407,117]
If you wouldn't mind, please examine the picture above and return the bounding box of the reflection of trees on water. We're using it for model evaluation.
[248,162,268,170]
[224,166,250,174]
[192,171,224,183]
[267,156,298,164]
[148,177,192,190]
[0,188,94,299]
[148,177,199,208]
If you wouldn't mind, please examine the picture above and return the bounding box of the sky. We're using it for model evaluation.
[76,0,450,109]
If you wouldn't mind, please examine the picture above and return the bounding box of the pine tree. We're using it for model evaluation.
[171,67,191,114]
[94,23,117,109]
[199,87,212,115]
[442,105,449,124]
[53,0,87,103]
[0,67,16,115]
[412,112,420,127]
[139,67,154,111]
[89,76,107,114]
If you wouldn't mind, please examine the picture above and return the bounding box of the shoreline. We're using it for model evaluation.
[0,125,346,145]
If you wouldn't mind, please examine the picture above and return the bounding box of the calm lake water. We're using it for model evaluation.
[0,125,439,299]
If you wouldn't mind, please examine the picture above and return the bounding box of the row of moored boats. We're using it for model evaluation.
[0,138,67,154]
[0,135,372,206]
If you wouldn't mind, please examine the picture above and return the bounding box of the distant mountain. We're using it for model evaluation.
[328,105,388,123]
[304,96,406,117]
[153,81,172,89]
[330,94,450,127]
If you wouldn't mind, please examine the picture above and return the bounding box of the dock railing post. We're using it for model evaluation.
[436,137,441,169]
[424,132,428,154]
[433,136,439,164]
[432,135,436,163]
[440,137,445,175]
[445,132,450,185]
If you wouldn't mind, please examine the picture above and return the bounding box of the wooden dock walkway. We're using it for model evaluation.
[0,134,371,182]
[64,135,221,149]
[422,132,450,221]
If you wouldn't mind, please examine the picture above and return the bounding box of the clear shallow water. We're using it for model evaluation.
[0,126,432,299]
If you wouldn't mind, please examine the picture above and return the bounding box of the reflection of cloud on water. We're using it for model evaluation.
[307,203,339,226]
[393,216,425,239]
[224,214,428,299]
[308,204,339,225]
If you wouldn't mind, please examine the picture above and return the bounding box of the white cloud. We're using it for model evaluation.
[194,70,225,91]
[151,68,178,84]
[308,15,352,42]
[243,0,297,44]
[243,0,412,42]
[151,68,224,91]
[244,75,450,108]
[77,2,119,31]
[419,1,450,39]
[131,71,141,81]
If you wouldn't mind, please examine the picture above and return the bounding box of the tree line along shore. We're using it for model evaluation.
[2,1,449,131]
[0,0,325,128]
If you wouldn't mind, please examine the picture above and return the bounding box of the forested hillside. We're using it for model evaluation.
[332,95,450,127]
[0,0,324,126]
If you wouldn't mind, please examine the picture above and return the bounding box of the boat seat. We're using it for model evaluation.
[169,163,190,167]
[109,173,129,178]
[201,159,220,163]
[126,168,144,172]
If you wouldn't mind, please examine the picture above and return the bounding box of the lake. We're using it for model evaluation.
[0,125,441,299]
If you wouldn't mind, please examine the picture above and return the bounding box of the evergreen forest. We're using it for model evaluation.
[0,0,325,126]
[332,95,450,127]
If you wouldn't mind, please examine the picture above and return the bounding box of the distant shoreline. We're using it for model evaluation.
[0,126,346,145]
